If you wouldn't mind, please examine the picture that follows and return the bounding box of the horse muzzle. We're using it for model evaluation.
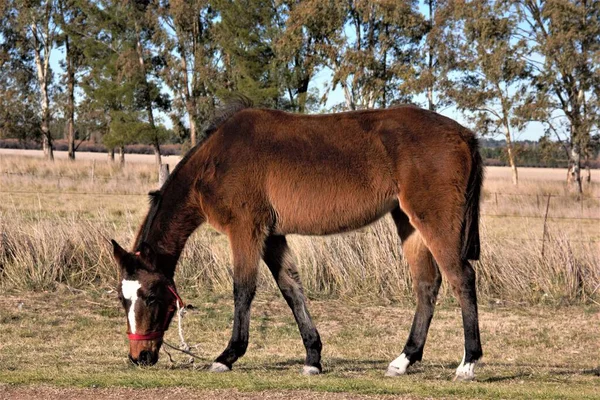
[129,349,159,366]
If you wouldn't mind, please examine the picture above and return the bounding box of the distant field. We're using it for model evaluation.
[1,148,598,182]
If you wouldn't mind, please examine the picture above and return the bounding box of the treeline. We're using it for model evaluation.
[0,0,598,188]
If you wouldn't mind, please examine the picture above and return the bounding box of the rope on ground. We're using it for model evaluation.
[162,302,202,365]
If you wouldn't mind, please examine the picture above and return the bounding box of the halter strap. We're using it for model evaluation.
[127,284,184,341]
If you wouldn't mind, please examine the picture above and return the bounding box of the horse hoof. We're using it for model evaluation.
[385,353,410,377]
[454,362,476,381]
[209,362,231,373]
[384,365,407,377]
[302,365,321,376]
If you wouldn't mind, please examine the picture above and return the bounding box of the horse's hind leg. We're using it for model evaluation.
[398,194,482,381]
[263,235,323,375]
[386,208,442,377]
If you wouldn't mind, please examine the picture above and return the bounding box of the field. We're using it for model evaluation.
[1,151,599,399]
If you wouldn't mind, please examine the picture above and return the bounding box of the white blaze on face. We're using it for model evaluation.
[122,279,142,334]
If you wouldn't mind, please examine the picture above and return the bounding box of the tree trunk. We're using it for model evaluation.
[185,99,198,147]
[66,35,76,160]
[31,22,54,161]
[119,146,125,166]
[41,104,53,161]
[584,155,591,184]
[153,141,161,166]
[108,148,115,162]
[135,22,161,166]
[427,0,435,112]
[570,144,583,194]
[503,124,518,185]
[297,76,310,113]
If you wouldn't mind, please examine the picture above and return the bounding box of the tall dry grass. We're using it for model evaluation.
[0,154,599,304]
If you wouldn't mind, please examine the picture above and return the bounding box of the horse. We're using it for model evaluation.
[111,97,484,380]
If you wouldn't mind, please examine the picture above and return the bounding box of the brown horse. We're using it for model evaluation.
[112,97,484,380]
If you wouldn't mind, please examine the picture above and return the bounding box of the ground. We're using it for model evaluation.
[1,291,599,399]
[1,151,599,399]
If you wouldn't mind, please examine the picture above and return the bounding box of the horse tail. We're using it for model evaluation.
[461,136,484,261]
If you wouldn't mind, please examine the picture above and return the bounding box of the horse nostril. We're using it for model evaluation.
[138,350,155,366]
[128,353,138,365]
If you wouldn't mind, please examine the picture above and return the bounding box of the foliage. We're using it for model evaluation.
[0,0,598,170]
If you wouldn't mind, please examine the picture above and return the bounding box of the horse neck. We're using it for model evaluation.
[135,165,204,277]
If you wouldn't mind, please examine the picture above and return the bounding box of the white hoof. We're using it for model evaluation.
[209,362,231,373]
[454,361,476,381]
[385,353,410,377]
[302,365,321,375]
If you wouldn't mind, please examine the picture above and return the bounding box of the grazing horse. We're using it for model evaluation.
[112,97,484,380]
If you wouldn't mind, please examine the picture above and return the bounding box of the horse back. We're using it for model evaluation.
[197,106,475,236]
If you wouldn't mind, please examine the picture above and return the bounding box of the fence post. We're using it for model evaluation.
[541,194,552,257]
[158,163,170,187]
[91,160,95,185]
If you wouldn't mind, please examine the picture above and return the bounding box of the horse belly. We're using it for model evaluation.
[267,170,397,236]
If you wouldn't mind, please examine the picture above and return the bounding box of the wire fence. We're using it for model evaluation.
[1,187,599,244]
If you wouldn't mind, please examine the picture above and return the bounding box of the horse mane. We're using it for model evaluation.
[204,94,254,137]
[134,95,254,251]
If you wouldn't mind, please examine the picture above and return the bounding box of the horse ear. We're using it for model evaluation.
[139,241,157,269]
[112,239,127,265]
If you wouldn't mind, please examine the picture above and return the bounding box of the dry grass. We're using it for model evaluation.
[1,153,600,398]
[0,292,598,399]
[0,154,599,305]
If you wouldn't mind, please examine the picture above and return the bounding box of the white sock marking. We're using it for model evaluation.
[387,353,410,375]
[122,279,141,334]
[455,350,477,380]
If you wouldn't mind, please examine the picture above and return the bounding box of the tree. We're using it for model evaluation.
[275,0,339,112]
[0,2,42,141]
[444,0,530,185]
[128,0,171,165]
[56,0,87,159]
[322,0,426,110]
[157,0,219,146]
[514,0,600,193]
[3,0,59,160]
[400,0,456,111]
[76,0,171,165]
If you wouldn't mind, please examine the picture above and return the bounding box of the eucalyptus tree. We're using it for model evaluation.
[2,0,59,159]
[513,0,599,193]
[56,0,87,159]
[76,0,171,165]
[322,0,426,110]
[127,0,171,165]
[274,0,341,112]
[444,0,530,185]
[212,0,284,107]
[0,1,41,141]
[157,0,219,146]
[400,0,456,111]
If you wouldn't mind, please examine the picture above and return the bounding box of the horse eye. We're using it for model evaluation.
[145,294,157,306]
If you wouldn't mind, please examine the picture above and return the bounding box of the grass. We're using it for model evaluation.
[1,155,599,304]
[1,154,600,398]
[0,291,599,399]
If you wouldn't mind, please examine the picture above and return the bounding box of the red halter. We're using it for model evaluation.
[127,285,185,341]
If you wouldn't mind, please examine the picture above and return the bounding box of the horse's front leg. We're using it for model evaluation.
[210,227,263,372]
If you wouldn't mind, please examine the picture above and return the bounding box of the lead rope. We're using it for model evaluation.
[162,301,203,365]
